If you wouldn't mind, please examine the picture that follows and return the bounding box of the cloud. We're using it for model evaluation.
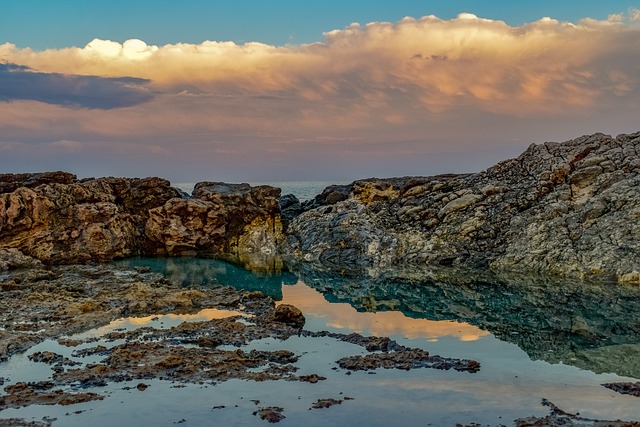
[49,139,84,152]
[0,12,639,180]
[0,62,153,109]
[1,12,639,117]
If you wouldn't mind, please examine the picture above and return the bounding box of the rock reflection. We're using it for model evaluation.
[115,257,297,299]
[114,258,640,378]
[282,282,489,342]
[292,265,640,378]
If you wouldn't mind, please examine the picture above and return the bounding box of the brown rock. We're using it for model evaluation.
[0,175,180,263]
[273,304,305,328]
[145,182,284,270]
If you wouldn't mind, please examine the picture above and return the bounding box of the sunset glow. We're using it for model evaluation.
[1,3,639,181]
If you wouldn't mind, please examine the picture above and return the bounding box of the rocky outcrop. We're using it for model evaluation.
[0,176,285,267]
[0,175,180,263]
[144,183,284,270]
[0,171,76,194]
[284,132,640,282]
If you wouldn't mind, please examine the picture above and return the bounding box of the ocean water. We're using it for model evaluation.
[172,181,348,202]
[3,257,640,426]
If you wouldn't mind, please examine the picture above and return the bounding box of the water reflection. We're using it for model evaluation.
[294,266,640,378]
[114,258,640,378]
[116,257,297,300]
[283,282,489,342]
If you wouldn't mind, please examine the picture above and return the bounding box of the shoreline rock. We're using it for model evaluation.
[284,131,640,282]
[2,131,640,280]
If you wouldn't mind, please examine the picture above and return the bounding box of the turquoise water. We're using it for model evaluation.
[3,257,640,426]
[172,181,348,201]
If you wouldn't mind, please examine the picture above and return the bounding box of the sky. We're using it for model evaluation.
[1,1,640,182]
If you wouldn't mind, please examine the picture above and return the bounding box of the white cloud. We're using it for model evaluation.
[0,12,638,118]
[49,139,84,152]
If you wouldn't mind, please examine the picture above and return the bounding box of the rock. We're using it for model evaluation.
[0,171,76,194]
[253,407,285,423]
[0,248,42,271]
[279,194,303,224]
[145,182,284,270]
[284,131,640,281]
[273,304,305,328]
[0,176,180,263]
[514,399,640,427]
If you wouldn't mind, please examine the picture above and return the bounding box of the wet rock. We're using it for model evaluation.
[0,417,55,427]
[273,304,305,328]
[336,348,480,373]
[310,398,342,409]
[299,374,326,384]
[0,382,103,410]
[253,406,285,423]
[284,131,640,280]
[602,382,640,397]
[514,398,640,426]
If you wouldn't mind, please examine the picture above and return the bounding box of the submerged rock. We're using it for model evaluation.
[284,131,640,281]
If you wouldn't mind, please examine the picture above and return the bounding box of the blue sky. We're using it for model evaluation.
[1,2,639,181]
[1,1,637,49]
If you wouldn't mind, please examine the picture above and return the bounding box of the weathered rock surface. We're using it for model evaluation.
[0,176,283,268]
[145,182,284,270]
[284,132,640,281]
[0,175,180,263]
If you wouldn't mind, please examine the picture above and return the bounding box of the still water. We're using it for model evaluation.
[2,257,640,426]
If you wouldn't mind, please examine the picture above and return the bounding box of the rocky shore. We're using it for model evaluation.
[285,131,640,282]
[3,131,640,280]
[3,128,640,425]
[0,263,480,425]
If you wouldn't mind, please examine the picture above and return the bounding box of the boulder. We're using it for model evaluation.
[273,304,305,328]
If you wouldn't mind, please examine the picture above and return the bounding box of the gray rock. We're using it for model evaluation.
[283,131,640,282]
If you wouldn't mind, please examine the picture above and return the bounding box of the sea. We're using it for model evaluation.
[172,181,349,202]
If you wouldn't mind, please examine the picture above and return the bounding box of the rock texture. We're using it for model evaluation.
[284,132,640,281]
[0,175,283,267]
[0,174,180,263]
[145,182,284,270]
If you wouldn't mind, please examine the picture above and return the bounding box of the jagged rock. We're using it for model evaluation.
[0,177,180,263]
[145,182,284,270]
[284,132,640,281]
[279,194,303,224]
[0,171,76,194]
